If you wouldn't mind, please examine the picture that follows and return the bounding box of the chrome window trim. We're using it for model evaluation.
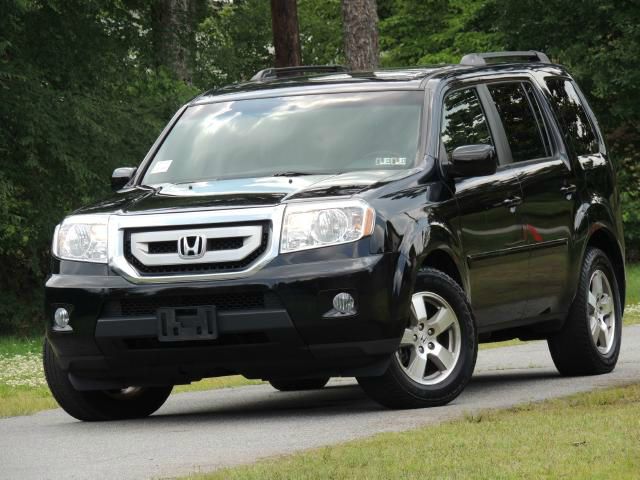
[108,205,285,284]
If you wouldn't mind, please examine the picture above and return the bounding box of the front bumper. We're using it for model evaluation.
[45,248,402,387]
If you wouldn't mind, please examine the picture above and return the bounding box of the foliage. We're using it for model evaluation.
[194,0,343,88]
[0,1,197,333]
[379,0,501,65]
[194,0,273,87]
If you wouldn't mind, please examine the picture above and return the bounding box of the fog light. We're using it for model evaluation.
[53,308,72,331]
[332,292,356,315]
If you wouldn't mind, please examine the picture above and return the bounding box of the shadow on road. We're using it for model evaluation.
[153,383,379,424]
[49,368,570,429]
[470,369,560,384]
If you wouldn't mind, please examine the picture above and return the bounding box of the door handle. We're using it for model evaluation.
[502,196,522,207]
[560,184,577,199]
[502,196,522,213]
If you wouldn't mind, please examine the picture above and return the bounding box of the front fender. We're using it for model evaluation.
[390,214,465,333]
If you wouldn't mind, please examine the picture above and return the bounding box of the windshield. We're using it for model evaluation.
[142,91,423,185]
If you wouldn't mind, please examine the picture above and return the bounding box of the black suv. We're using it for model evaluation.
[44,51,626,421]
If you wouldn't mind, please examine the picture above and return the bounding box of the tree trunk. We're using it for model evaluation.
[151,0,193,83]
[270,0,302,67]
[341,0,379,71]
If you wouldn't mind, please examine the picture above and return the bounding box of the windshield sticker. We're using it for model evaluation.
[376,157,407,166]
[150,160,173,174]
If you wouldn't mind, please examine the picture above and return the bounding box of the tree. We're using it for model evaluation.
[151,0,202,82]
[341,0,379,70]
[270,0,302,67]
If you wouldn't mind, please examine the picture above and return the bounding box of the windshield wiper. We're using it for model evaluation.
[271,171,316,177]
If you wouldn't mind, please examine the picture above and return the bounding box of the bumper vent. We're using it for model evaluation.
[102,291,282,318]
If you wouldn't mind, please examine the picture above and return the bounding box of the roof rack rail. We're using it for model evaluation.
[250,65,349,82]
[460,51,550,66]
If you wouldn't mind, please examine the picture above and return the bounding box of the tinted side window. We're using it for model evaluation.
[487,82,549,162]
[441,88,493,159]
[545,78,598,156]
[523,82,552,157]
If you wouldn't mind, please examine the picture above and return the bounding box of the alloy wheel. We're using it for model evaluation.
[396,292,462,385]
[588,269,616,354]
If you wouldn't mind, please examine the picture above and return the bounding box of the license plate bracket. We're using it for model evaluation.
[157,306,218,342]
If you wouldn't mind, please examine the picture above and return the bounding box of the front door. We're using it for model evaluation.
[440,86,529,329]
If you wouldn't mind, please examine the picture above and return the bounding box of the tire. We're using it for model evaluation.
[268,377,330,392]
[547,247,622,376]
[43,340,173,421]
[357,268,477,409]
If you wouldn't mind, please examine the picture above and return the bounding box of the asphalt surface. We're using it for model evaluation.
[1,325,639,480]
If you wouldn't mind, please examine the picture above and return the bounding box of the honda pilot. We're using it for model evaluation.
[44,52,626,421]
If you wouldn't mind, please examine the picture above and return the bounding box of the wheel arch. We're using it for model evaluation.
[390,216,468,336]
[584,225,626,310]
[420,248,465,293]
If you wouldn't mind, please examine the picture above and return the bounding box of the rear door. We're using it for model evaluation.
[440,86,529,329]
[484,79,578,320]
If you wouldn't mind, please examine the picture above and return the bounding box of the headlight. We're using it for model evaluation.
[52,215,109,263]
[281,200,375,253]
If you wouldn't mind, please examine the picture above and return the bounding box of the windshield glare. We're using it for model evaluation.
[142,91,423,185]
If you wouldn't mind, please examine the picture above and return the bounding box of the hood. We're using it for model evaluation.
[75,170,407,216]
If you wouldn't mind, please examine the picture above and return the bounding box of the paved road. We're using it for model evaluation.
[2,325,639,480]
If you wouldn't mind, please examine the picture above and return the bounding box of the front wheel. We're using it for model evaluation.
[358,268,477,409]
[43,340,172,421]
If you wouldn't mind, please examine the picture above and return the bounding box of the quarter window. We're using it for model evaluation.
[545,78,599,156]
[487,82,549,162]
[441,88,493,159]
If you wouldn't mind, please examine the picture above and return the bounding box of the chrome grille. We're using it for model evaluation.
[108,205,285,284]
[124,221,270,276]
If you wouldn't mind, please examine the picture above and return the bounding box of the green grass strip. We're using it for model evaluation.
[189,383,640,480]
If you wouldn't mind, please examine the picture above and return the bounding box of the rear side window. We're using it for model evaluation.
[487,82,549,162]
[441,88,493,159]
[545,78,599,156]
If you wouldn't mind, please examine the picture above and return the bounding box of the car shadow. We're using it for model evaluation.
[145,369,562,423]
[152,383,379,424]
[58,369,564,427]
[470,369,561,385]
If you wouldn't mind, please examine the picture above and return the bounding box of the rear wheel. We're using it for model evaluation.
[357,268,477,409]
[547,247,622,376]
[269,377,330,392]
[43,340,172,421]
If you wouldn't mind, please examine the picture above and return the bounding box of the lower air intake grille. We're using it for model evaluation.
[102,292,282,318]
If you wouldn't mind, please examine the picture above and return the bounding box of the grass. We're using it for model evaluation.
[174,377,263,394]
[627,263,640,305]
[0,336,56,416]
[626,263,640,325]
[188,383,640,480]
[480,338,527,350]
[0,264,637,417]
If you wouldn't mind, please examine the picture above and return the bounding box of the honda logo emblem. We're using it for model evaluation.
[178,235,206,259]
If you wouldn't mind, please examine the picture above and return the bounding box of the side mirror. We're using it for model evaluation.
[111,167,136,191]
[447,144,497,178]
